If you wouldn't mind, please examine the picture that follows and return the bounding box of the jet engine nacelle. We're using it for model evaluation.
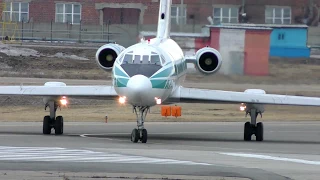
[95,43,125,71]
[195,47,222,75]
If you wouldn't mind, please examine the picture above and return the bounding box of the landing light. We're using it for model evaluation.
[119,96,126,104]
[155,97,162,105]
[60,96,68,106]
[240,103,246,111]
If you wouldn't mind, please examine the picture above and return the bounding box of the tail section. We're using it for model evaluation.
[156,0,172,39]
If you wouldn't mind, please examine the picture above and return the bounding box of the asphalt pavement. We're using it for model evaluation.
[0,121,319,180]
[0,77,319,179]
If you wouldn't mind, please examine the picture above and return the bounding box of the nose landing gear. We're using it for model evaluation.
[131,106,149,143]
[131,128,148,143]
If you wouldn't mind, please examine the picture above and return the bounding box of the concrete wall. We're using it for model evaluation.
[308,27,320,47]
[219,28,245,75]
[140,26,271,76]
[271,28,307,47]
[269,27,310,57]
[244,30,271,76]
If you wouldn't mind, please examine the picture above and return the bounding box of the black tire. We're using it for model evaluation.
[55,116,64,135]
[141,129,148,143]
[131,129,139,143]
[244,122,252,141]
[43,116,51,135]
[256,122,264,141]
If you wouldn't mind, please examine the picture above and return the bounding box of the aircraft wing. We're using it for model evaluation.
[0,85,118,100]
[169,86,320,106]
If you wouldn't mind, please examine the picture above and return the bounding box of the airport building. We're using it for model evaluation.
[0,0,318,56]
[0,0,317,26]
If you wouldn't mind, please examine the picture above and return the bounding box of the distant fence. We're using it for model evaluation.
[0,21,141,47]
[3,20,319,50]
[0,20,204,47]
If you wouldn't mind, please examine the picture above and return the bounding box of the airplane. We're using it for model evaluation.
[0,0,319,143]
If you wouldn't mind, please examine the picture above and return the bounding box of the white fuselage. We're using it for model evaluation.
[111,0,187,107]
[113,38,186,107]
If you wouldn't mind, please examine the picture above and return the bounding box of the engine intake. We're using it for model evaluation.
[95,44,125,71]
[195,47,222,75]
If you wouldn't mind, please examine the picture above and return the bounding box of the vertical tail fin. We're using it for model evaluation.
[156,0,172,39]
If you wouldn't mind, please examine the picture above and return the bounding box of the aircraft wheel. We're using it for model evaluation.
[43,116,51,135]
[131,129,139,143]
[244,122,252,141]
[55,116,64,135]
[141,129,148,143]
[256,122,264,141]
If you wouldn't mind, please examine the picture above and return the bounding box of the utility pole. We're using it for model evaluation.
[241,0,246,23]
[107,20,111,43]
[241,0,245,14]
[309,0,314,16]
[308,0,314,25]
[179,0,184,32]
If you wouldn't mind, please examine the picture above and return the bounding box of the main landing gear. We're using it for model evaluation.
[131,106,149,143]
[244,109,263,141]
[43,101,64,135]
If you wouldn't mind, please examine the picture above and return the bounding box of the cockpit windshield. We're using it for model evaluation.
[122,54,133,64]
[120,51,164,66]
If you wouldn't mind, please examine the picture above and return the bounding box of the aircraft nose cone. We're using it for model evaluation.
[127,75,153,105]
[127,75,152,92]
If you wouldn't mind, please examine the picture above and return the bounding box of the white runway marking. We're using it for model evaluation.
[0,146,210,166]
[220,152,320,165]
[80,131,242,137]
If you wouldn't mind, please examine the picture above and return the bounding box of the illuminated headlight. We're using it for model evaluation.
[240,103,246,111]
[60,96,68,106]
[119,96,126,104]
[155,97,162,105]
[156,99,162,105]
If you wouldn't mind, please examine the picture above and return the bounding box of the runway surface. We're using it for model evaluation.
[0,122,319,180]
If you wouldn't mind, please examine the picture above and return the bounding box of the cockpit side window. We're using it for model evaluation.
[123,54,133,64]
[151,55,161,65]
[160,55,166,64]
[117,54,124,63]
